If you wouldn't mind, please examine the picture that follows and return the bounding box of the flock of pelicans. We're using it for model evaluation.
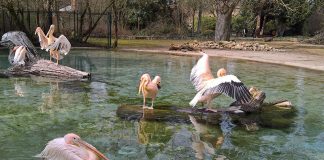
[1,25,253,160]
[139,51,252,111]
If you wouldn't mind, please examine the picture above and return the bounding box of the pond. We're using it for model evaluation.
[0,49,323,160]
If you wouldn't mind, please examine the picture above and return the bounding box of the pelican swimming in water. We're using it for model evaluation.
[35,24,71,64]
[138,73,161,109]
[189,51,252,110]
[10,46,27,65]
[36,133,109,160]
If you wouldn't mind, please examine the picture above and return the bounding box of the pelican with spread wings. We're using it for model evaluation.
[35,24,71,64]
[0,31,38,66]
[189,51,252,110]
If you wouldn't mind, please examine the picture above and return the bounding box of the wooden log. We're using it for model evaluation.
[117,88,296,129]
[4,59,90,80]
[117,100,296,130]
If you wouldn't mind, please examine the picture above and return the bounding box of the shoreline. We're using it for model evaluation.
[119,48,324,72]
[1,46,323,72]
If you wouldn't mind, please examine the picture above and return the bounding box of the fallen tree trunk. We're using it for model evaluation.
[117,100,296,130]
[4,59,90,80]
[117,88,296,130]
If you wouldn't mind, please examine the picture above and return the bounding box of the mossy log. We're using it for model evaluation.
[117,101,296,129]
[4,59,90,80]
[117,88,296,129]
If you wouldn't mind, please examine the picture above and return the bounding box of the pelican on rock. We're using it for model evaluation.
[138,73,161,109]
[189,51,252,110]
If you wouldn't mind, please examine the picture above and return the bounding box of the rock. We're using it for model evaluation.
[170,41,278,52]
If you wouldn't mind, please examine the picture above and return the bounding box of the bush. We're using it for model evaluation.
[200,16,216,32]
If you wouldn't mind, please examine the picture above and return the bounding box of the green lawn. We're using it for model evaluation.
[87,38,188,48]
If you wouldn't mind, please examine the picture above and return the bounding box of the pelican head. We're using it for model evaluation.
[152,76,161,89]
[12,46,20,52]
[199,49,206,55]
[217,68,227,77]
[35,27,42,35]
[64,133,109,160]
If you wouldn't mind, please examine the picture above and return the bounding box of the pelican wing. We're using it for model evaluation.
[190,53,214,91]
[35,138,87,160]
[203,75,252,103]
[46,35,71,56]
[0,31,38,63]
[35,27,49,50]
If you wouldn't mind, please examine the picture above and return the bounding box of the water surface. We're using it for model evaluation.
[0,49,323,160]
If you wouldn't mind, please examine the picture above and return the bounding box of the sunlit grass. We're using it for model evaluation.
[87,38,188,48]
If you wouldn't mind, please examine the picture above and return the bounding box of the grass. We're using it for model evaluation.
[87,38,188,49]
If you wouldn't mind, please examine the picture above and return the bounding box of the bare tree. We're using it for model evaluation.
[111,0,127,48]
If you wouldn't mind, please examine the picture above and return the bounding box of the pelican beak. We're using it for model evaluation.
[77,139,109,160]
[157,84,161,90]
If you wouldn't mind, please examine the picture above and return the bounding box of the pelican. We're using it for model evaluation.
[189,51,252,110]
[36,133,109,160]
[10,46,27,65]
[35,24,71,64]
[138,73,161,109]
[0,31,38,65]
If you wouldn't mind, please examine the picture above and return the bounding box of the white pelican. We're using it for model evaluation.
[189,52,252,110]
[10,46,27,65]
[35,24,71,64]
[1,31,39,65]
[36,133,109,160]
[138,73,161,109]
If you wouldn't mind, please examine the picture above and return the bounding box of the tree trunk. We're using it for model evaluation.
[112,1,118,48]
[192,9,195,34]
[197,4,202,34]
[255,12,262,37]
[276,20,286,37]
[260,15,267,36]
[214,11,232,41]
[78,1,89,41]
[137,16,140,31]
[46,0,53,30]
[4,60,90,80]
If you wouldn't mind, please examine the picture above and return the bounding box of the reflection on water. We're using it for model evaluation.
[0,49,324,159]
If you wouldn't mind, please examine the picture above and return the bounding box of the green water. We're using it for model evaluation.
[0,49,323,160]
